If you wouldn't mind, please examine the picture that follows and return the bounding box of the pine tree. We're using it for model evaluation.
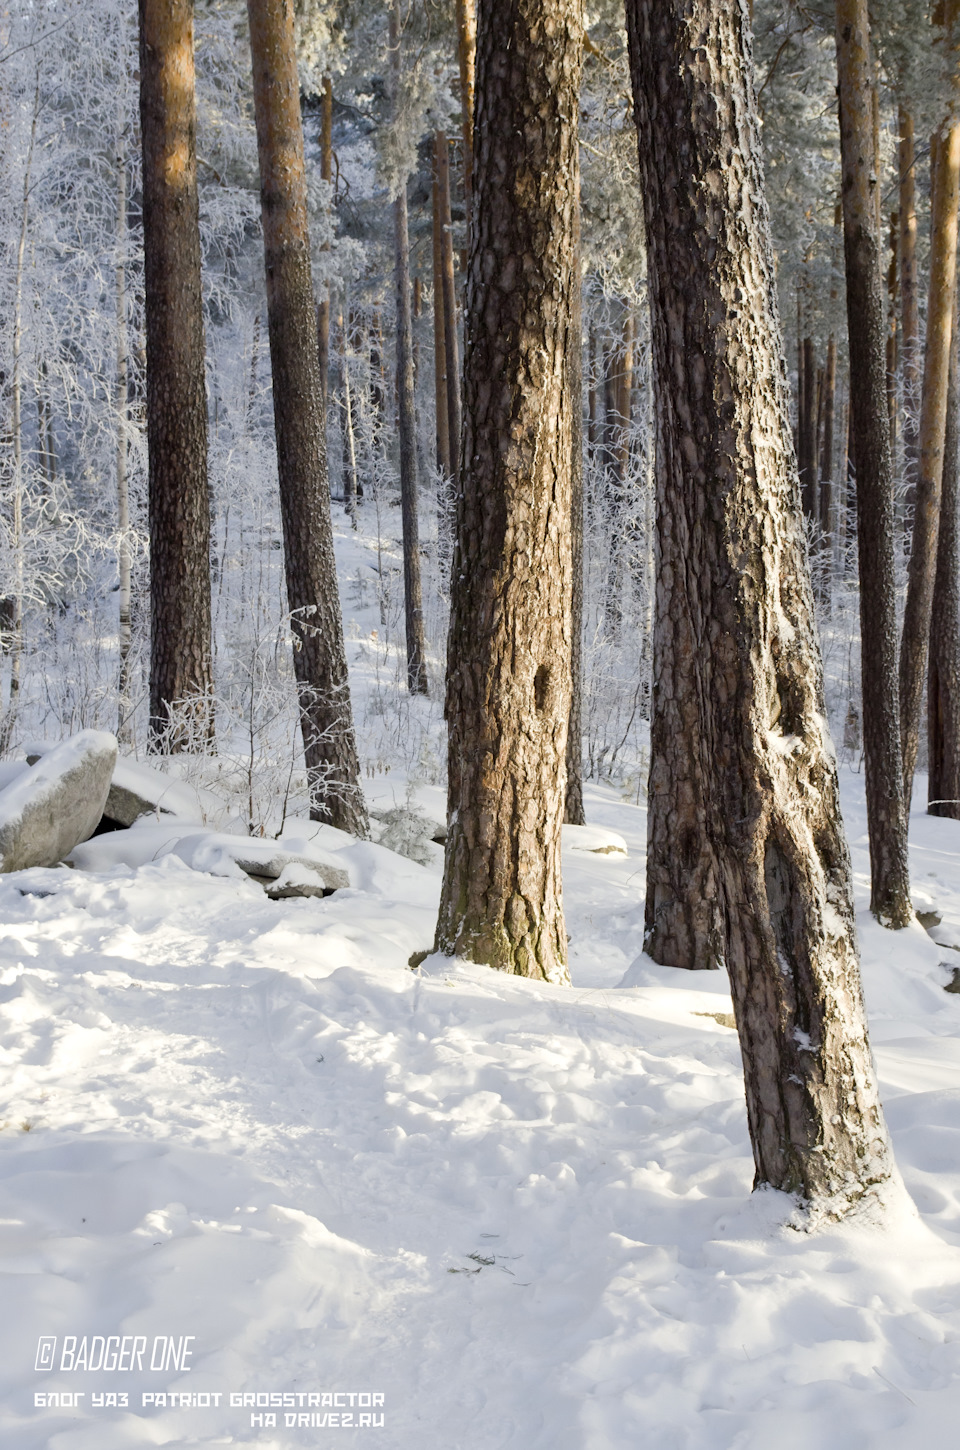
[138,0,214,744]
[246,0,367,835]
[434,0,583,982]
[627,0,893,1208]
[835,0,912,925]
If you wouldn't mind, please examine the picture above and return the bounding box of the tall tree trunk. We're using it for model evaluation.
[820,334,837,537]
[900,87,960,811]
[887,209,899,455]
[436,132,462,487]
[456,0,476,221]
[138,0,214,745]
[435,0,582,983]
[115,126,133,745]
[566,267,586,827]
[36,365,55,488]
[628,0,893,1211]
[389,0,427,695]
[339,297,359,521]
[800,335,819,520]
[929,297,960,818]
[835,0,912,925]
[315,74,333,405]
[432,132,452,484]
[900,105,921,493]
[246,0,367,836]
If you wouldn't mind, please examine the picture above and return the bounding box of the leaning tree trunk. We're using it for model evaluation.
[627,0,893,1209]
[835,0,912,925]
[389,0,427,695]
[900,98,960,812]
[434,0,582,983]
[138,0,214,745]
[247,0,367,837]
[929,297,960,819]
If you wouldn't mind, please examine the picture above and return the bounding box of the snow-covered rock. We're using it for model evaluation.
[169,832,350,893]
[0,729,117,871]
[264,861,331,899]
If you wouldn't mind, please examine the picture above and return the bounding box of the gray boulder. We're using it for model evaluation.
[0,730,118,871]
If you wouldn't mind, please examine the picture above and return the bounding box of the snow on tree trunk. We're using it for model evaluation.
[434,0,582,983]
[626,0,894,1208]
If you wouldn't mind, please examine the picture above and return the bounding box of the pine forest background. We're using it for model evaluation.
[0,0,946,831]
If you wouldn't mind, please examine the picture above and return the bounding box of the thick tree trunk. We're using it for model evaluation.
[835,0,912,925]
[435,0,582,983]
[390,0,427,696]
[628,0,893,1210]
[432,133,452,484]
[900,109,960,812]
[315,75,333,405]
[929,298,960,818]
[247,0,367,836]
[900,106,921,493]
[138,0,214,745]
[436,132,462,487]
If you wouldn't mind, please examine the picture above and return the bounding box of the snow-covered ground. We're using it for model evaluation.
[1,754,960,1448]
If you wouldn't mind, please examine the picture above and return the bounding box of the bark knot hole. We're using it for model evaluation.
[534,664,550,713]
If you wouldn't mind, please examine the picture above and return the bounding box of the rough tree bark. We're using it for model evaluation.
[138,0,214,744]
[389,0,427,695]
[835,0,912,925]
[627,0,893,1209]
[435,0,582,982]
[900,69,960,811]
[929,294,960,818]
[247,0,367,836]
